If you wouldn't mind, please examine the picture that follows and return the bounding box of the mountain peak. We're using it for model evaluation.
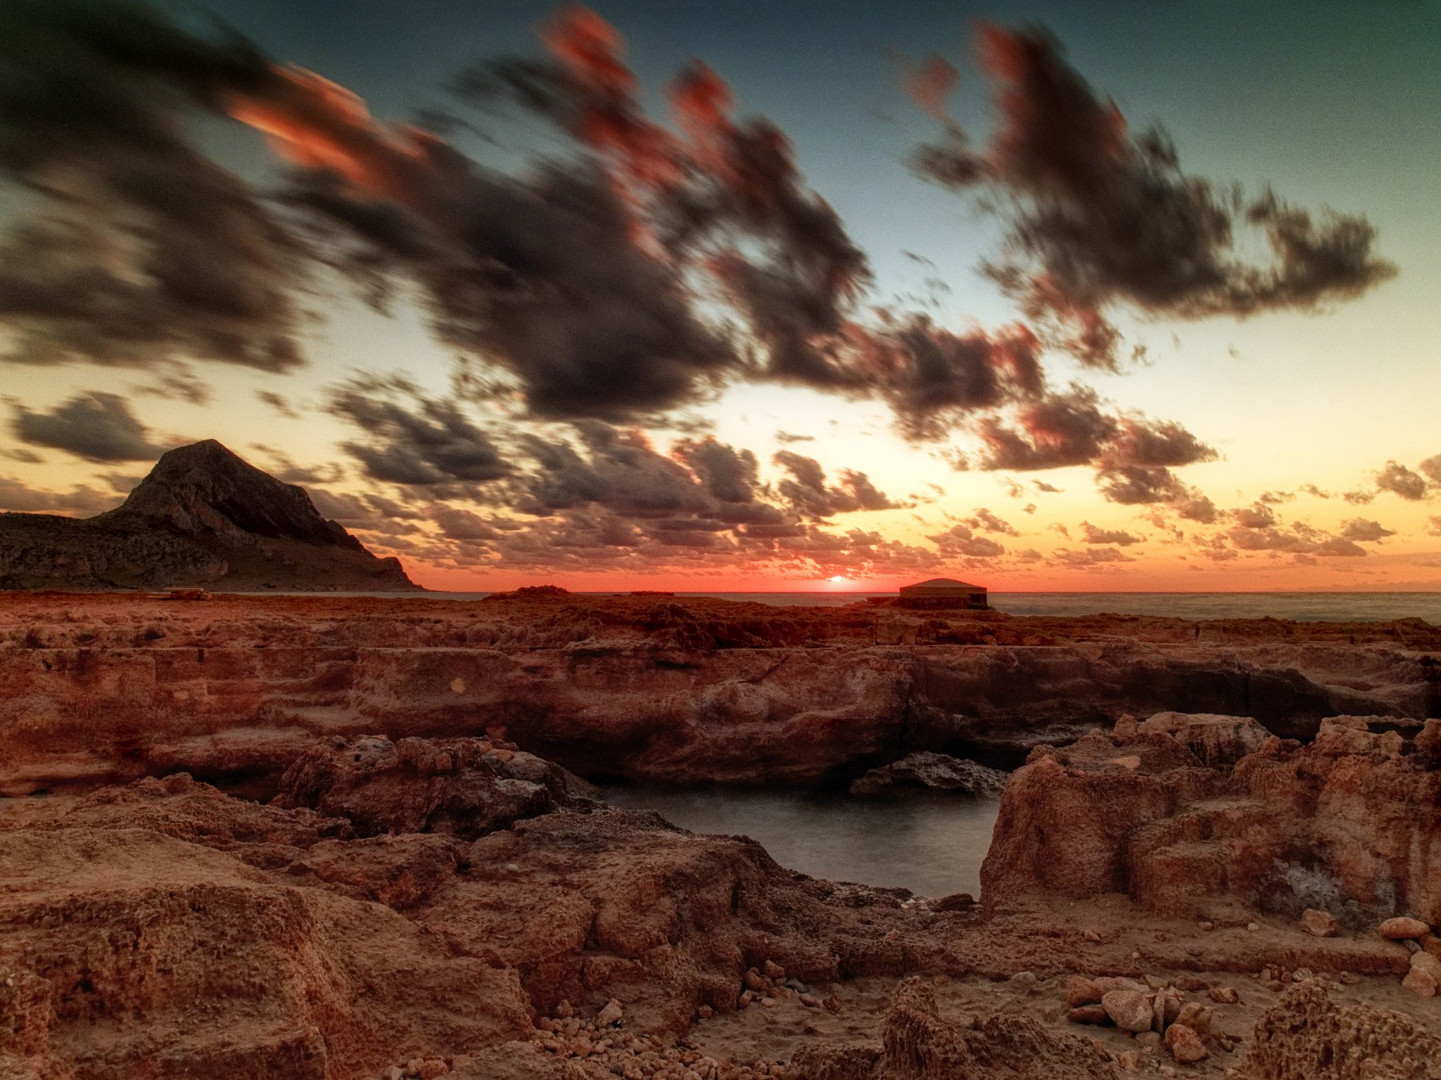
[105,440,359,550]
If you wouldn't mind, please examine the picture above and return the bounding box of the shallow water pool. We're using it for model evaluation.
[596,785,999,898]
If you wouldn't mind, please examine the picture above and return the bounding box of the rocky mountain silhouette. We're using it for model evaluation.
[0,441,417,591]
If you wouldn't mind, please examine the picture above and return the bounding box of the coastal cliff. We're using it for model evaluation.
[0,590,1435,795]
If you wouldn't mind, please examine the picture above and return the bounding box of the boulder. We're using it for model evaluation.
[1101,990,1154,1033]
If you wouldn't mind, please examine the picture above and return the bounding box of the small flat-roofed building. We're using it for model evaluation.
[895,577,987,609]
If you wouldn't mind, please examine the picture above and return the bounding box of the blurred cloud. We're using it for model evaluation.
[0,474,116,514]
[10,391,168,462]
[327,376,510,485]
[0,0,307,372]
[910,25,1396,367]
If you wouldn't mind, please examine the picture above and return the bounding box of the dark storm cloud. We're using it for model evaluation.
[1,0,1230,507]
[433,506,502,541]
[857,317,1043,440]
[911,25,1395,368]
[976,387,1122,471]
[10,391,166,462]
[772,450,903,518]
[275,6,869,418]
[326,377,509,485]
[1095,465,1187,506]
[520,423,736,521]
[974,386,1215,485]
[0,0,308,372]
[1374,461,1429,501]
[318,377,932,574]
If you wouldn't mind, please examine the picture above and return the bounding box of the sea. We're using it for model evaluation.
[416,590,1441,624]
[413,590,1441,896]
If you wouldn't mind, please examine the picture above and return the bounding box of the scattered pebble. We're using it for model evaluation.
[597,999,624,1027]
[1068,976,1102,1007]
[1164,1023,1208,1064]
[1299,909,1338,938]
[1379,916,1431,940]
[1068,1005,1108,1025]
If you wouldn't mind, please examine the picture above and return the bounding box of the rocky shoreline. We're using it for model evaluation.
[2,592,1439,1078]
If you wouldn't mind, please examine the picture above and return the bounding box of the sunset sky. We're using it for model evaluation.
[2,0,1440,592]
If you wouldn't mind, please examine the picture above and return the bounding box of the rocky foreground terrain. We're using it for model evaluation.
[2,592,1440,1079]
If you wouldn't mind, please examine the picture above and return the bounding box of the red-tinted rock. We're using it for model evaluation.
[1067,975,1102,1007]
[273,736,584,839]
[982,712,1441,927]
[1300,909,1338,937]
[1378,916,1431,940]
[1164,1022,1207,1063]
[1244,983,1441,1079]
[1101,990,1153,1033]
[791,979,1118,1080]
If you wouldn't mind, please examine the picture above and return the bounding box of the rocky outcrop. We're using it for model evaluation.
[0,764,989,1079]
[0,440,415,591]
[981,712,1441,928]
[789,978,1119,1080]
[0,783,534,1079]
[1243,981,1441,1079]
[849,752,1008,798]
[273,735,591,838]
[1,593,1436,794]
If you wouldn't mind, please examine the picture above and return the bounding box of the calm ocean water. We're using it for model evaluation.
[597,785,998,899]
[414,590,1441,624]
